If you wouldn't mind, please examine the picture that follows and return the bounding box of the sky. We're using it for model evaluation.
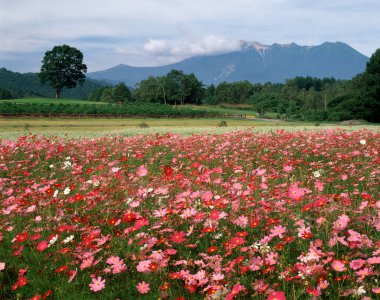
[0,0,379,73]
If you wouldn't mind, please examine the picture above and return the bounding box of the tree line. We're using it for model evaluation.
[88,49,380,122]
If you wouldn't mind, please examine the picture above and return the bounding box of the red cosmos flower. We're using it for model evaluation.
[108,217,118,226]
[122,212,137,223]
[250,219,260,228]
[149,263,159,272]
[207,246,218,254]
[302,232,312,239]
[55,265,69,273]
[235,231,248,237]
[284,236,295,243]
[209,210,220,220]
[202,227,216,233]
[168,272,181,279]
[302,204,313,212]
[184,284,197,293]
[73,193,84,201]
[14,232,28,243]
[56,225,76,233]
[12,276,29,290]
[229,237,245,248]
[160,282,170,291]
[163,165,174,178]
[30,233,42,241]
[361,192,372,200]
[45,188,54,195]
[235,256,245,263]
[60,247,70,254]
[43,290,53,299]
[170,231,186,243]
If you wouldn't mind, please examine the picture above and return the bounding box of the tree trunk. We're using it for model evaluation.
[162,87,166,105]
[56,88,61,98]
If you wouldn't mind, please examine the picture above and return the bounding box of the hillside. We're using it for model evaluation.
[0,68,106,99]
[88,41,368,86]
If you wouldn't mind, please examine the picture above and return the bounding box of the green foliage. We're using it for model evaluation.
[218,120,228,127]
[353,49,380,122]
[95,83,132,103]
[0,68,103,99]
[133,70,204,105]
[39,45,87,98]
[0,102,222,117]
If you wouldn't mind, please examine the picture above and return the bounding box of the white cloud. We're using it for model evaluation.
[143,35,241,57]
[0,0,379,72]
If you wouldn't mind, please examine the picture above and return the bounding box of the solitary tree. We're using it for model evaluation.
[39,45,87,98]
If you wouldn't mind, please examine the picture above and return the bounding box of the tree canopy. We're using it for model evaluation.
[39,45,87,98]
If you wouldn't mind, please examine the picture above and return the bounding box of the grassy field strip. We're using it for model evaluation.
[0,98,108,105]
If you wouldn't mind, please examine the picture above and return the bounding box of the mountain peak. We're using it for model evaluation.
[88,41,368,86]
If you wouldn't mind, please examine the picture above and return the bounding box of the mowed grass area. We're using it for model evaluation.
[0,98,108,105]
[0,117,379,139]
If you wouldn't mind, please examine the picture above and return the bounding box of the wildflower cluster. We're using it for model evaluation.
[0,129,379,299]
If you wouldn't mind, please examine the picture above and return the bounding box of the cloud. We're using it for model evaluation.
[143,35,242,57]
[0,0,379,72]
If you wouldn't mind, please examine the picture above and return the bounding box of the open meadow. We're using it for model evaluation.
[0,117,379,139]
[0,120,379,299]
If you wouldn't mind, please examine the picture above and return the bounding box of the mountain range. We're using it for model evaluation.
[87,41,369,86]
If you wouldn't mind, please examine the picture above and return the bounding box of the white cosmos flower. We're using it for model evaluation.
[48,235,58,247]
[360,139,366,145]
[63,187,71,195]
[63,235,74,244]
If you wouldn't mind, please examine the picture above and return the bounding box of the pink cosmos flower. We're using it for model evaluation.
[333,214,350,231]
[136,260,151,273]
[349,259,365,270]
[89,276,105,292]
[136,165,148,177]
[288,184,304,201]
[331,260,346,272]
[270,225,287,239]
[136,281,150,294]
[234,215,248,227]
[36,240,48,252]
[80,256,94,270]
[367,257,380,264]
[267,291,286,300]
[249,256,263,271]
[0,262,5,270]
[265,251,278,266]
[211,272,225,281]
[356,267,372,278]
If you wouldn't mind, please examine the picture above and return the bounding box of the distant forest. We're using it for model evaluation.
[0,68,104,99]
[1,49,379,122]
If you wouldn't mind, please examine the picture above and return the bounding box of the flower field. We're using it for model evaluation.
[0,129,379,299]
